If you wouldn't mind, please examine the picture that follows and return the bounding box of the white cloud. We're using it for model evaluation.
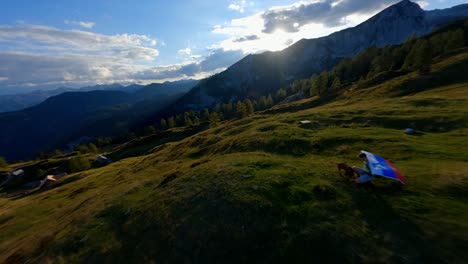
[228,0,253,13]
[0,1,415,92]
[0,24,159,61]
[178,48,192,55]
[229,4,244,13]
[211,0,403,54]
[0,24,190,90]
[0,47,244,91]
[416,1,429,8]
[65,20,95,29]
[261,0,399,33]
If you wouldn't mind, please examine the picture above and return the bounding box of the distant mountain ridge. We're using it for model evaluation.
[0,79,198,160]
[170,0,468,110]
[0,83,145,113]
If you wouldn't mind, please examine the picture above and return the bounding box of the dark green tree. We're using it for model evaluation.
[259,96,268,110]
[202,108,210,121]
[67,154,91,173]
[193,116,200,126]
[144,126,156,135]
[88,143,99,153]
[52,149,63,157]
[184,117,193,127]
[236,101,247,118]
[390,46,408,70]
[445,29,465,51]
[309,74,319,96]
[266,94,273,106]
[430,33,445,56]
[160,118,167,130]
[0,156,7,168]
[314,71,329,96]
[167,116,175,128]
[330,76,341,91]
[276,88,287,101]
[76,144,90,154]
[403,39,432,74]
[209,112,220,127]
[244,99,254,115]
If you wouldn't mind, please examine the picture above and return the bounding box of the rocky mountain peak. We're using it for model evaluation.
[385,0,424,17]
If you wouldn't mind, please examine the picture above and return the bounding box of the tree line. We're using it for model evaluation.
[105,21,468,142]
[286,25,466,99]
[21,20,466,162]
[158,95,275,129]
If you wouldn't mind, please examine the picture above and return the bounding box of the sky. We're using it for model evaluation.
[0,0,466,94]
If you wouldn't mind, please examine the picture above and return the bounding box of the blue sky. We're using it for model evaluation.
[0,0,466,93]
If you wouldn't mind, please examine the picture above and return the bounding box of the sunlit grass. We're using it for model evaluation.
[1,54,468,262]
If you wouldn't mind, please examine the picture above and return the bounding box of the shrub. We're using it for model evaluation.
[67,154,91,173]
[0,156,7,168]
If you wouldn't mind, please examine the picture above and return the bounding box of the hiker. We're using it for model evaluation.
[352,153,373,184]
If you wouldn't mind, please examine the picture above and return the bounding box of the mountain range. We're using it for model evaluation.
[0,79,197,160]
[1,15,467,262]
[0,83,144,113]
[1,0,467,161]
[169,0,468,111]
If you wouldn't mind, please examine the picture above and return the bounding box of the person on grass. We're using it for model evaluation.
[352,153,373,184]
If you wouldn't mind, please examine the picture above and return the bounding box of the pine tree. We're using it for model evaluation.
[193,116,200,126]
[445,29,465,51]
[202,108,210,121]
[144,126,156,135]
[127,132,136,140]
[215,104,222,113]
[0,156,7,168]
[222,102,233,114]
[52,149,63,157]
[309,74,319,96]
[184,112,193,127]
[236,101,247,118]
[266,94,273,106]
[259,96,268,110]
[244,99,254,115]
[404,39,432,74]
[88,143,99,153]
[390,47,405,70]
[175,114,183,127]
[417,39,432,75]
[315,71,329,96]
[67,154,91,173]
[185,117,193,127]
[276,88,287,101]
[430,34,445,56]
[76,144,90,154]
[160,118,167,130]
[168,116,175,128]
[330,77,341,91]
[217,111,224,121]
[209,112,220,127]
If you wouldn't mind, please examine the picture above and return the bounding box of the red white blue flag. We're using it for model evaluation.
[361,150,407,184]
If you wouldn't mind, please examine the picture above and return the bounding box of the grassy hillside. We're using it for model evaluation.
[1,52,468,263]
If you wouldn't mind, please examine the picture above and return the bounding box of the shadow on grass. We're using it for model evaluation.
[48,183,351,263]
[351,188,441,263]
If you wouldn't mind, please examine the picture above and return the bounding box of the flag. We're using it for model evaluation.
[361,150,407,184]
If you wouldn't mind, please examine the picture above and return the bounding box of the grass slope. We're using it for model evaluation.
[1,54,468,263]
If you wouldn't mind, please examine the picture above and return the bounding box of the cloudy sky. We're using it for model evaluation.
[0,0,466,94]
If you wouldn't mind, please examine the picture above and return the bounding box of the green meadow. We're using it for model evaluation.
[1,51,468,263]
